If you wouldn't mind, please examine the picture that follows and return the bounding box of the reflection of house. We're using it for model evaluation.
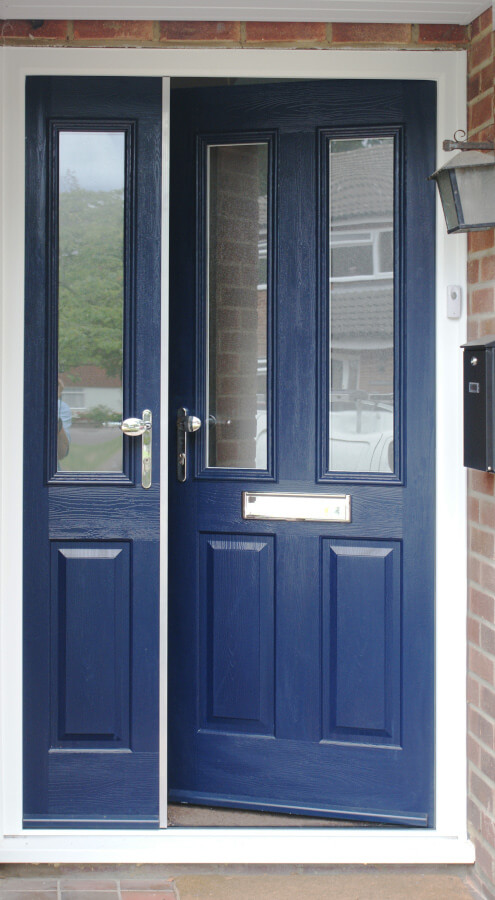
[330,141,394,400]
[61,365,122,418]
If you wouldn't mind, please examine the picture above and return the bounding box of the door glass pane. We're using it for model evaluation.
[206,143,268,470]
[329,137,395,474]
[57,131,125,473]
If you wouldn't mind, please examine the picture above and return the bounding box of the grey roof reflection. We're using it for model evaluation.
[257,143,394,345]
[331,282,393,341]
[258,144,393,227]
[330,141,393,222]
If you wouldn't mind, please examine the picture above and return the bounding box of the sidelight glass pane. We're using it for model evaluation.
[328,137,395,474]
[206,143,268,469]
[57,131,125,473]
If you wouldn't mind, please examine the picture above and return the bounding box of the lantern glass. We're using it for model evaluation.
[431,151,495,233]
[454,164,495,230]
[435,169,459,233]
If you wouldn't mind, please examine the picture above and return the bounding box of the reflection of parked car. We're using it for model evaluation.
[256,408,267,469]
[330,392,393,473]
[256,393,393,473]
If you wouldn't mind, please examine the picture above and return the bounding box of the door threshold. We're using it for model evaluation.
[168,791,428,827]
[167,803,390,828]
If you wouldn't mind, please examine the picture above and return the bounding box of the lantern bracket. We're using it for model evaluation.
[443,130,495,153]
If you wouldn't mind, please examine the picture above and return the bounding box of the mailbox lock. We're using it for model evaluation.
[471,356,478,366]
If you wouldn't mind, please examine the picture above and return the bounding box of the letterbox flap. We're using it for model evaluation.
[462,335,495,350]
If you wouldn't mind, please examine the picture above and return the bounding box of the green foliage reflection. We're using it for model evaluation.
[58,174,124,379]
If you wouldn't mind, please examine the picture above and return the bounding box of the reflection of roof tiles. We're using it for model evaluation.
[63,365,122,388]
[258,144,393,228]
[331,142,393,222]
[331,281,393,341]
[259,144,393,226]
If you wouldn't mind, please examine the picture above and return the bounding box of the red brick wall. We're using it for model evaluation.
[208,144,261,468]
[4,7,495,888]
[467,9,495,900]
[0,19,470,48]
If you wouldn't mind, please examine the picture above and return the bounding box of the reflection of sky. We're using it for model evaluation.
[59,131,125,192]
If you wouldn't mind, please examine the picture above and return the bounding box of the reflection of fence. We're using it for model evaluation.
[330,391,393,436]
[329,391,394,473]
[331,390,393,406]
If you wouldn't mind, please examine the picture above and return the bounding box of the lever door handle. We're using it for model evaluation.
[121,410,152,488]
[177,407,202,481]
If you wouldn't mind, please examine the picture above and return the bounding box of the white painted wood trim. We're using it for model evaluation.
[1,45,26,838]
[434,50,469,842]
[159,76,171,830]
[0,831,476,864]
[0,0,489,26]
[0,45,471,863]
[0,45,5,845]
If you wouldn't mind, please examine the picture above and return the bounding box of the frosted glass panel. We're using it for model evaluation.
[329,137,395,474]
[206,143,268,470]
[57,131,125,473]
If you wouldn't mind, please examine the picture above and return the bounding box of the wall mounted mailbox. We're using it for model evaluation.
[462,336,495,472]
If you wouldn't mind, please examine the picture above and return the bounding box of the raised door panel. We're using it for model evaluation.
[51,542,130,745]
[200,534,275,735]
[321,540,401,745]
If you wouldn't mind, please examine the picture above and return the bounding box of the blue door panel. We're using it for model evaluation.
[201,534,275,734]
[322,540,401,744]
[45,753,158,825]
[171,733,428,825]
[275,535,321,743]
[24,77,161,826]
[51,542,130,745]
[169,79,435,825]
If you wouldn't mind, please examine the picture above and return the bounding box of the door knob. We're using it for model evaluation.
[121,416,152,436]
[177,408,202,481]
[121,410,152,488]
[178,412,201,433]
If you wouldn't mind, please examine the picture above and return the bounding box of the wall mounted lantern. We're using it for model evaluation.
[429,131,495,233]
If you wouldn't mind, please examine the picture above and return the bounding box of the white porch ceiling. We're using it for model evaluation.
[0,0,490,25]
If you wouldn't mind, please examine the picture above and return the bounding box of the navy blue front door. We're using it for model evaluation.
[168,80,436,825]
[24,77,162,827]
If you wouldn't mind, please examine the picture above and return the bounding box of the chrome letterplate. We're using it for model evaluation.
[242,492,351,523]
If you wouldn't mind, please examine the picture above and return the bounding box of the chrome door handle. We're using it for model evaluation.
[177,407,202,482]
[121,410,152,489]
[178,412,201,434]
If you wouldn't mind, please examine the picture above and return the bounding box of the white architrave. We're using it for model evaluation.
[0,0,489,25]
[0,45,472,864]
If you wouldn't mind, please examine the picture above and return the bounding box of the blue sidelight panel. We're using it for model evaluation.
[24,76,161,826]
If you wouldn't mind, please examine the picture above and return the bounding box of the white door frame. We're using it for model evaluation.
[0,45,473,864]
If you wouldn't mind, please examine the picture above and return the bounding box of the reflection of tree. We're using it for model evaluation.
[58,173,124,378]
